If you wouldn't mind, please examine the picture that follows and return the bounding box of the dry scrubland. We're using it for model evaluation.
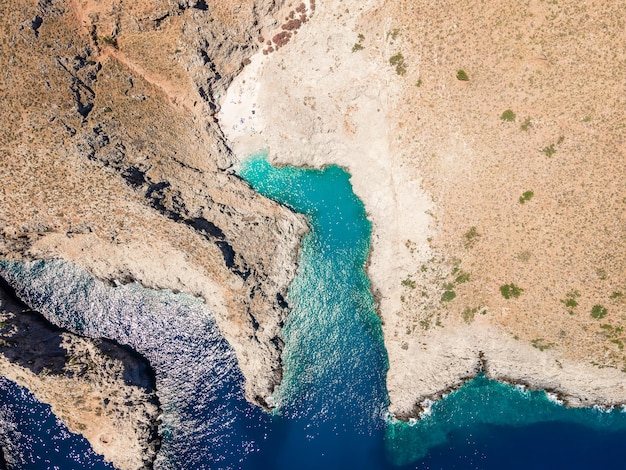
[366,0,626,395]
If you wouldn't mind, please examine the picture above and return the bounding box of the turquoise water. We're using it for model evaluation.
[238,152,626,468]
[2,151,626,468]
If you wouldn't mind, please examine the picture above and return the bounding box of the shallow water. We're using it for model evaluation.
[2,152,626,468]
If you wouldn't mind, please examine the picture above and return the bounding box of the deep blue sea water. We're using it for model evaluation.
[2,151,626,468]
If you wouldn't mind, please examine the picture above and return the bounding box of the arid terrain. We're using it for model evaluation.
[1,0,625,465]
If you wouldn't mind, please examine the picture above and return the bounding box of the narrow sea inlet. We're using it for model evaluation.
[2,152,626,468]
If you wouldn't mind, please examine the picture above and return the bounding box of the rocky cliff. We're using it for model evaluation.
[0,275,160,469]
[0,0,306,466]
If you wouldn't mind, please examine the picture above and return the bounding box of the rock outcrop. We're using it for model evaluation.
[0,275,160,469]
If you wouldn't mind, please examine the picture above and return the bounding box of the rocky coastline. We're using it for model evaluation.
[0,275,160,469]
[1,0,626,464]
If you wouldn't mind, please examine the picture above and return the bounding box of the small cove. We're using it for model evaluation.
[2,152,626,467]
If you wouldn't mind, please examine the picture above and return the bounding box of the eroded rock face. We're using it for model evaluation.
[0,0,306,463]
[0,276,160,469]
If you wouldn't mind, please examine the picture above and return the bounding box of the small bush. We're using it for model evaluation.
[456,69,469,81]
[352,43,364,52]
[520,117,533,131]
[501,109,516,122]
[531,338,553,351]
[389,53,407,76]
[519,190,534,204]
[500,283,523,299]
[401,278,416,289]
[99,36,118,48]
[542,144,556,157]
[463,226,480,248]
[591,304,608,319]
[441,290,456,302]
[462,307,477,323]
[455,271,470,284]
[561,290,580,314]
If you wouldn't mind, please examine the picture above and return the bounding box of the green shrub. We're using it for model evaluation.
[352,43,364,52]
[441,290,456,302]
[561,290,580,314]
[500,109,516,122]
[401,278,416,289]
[531,338,553,351]
[591,304,608,319]
[500,283,523,299]
[542,144,556,157]
[519,190,534,204]
[456,69,469,81]
[463,226,480,248]
[389,53,407,76]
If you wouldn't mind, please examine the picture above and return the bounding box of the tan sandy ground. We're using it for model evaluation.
[219,0,626,418]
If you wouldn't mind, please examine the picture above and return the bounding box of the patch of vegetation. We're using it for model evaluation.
[611,339,624,350]
[416,78,423,87]
[500,283,523,299]
[462,307,478,324]
[531,338,554,351]
[557,135,565,144]
[561,290,580,314]
[582,115,592,122]
[98,36,118,48]
[610,291,623,299]
[103,106,112,113]
[456,69,469,81]
[455,271,470,284]
[518,190,534,204]
[500,109,516,122]
[420,319,431,330]
[517,251,532,262]
[441,290,456,302]
[389,53,407,76]
[352,33,365,52]
[352,43,364,52]
[542,144,556,158]
[520,117,533,131]
[387,28,400,41]
[463,226,480,248]
[591,304,608,319]
[596,268,607,280]
[401,277,416,289]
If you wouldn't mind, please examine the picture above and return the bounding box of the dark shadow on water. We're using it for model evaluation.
[416,421,626,470]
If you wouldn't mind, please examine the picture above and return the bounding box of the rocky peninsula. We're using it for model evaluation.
[1,0,625,465]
